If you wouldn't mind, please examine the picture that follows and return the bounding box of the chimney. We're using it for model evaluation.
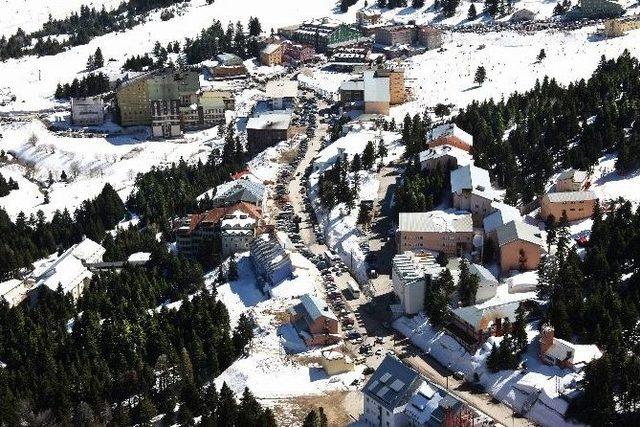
[540,323,555,355]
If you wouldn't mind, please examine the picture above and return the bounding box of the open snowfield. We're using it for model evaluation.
[0,119,219,219]
[392,26,640,120]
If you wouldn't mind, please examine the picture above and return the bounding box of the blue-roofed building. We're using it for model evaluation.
[289,293,340,346]
[211,179,267,212]
[250,234,293,286]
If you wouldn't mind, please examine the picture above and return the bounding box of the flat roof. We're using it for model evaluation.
[265,79,299,99]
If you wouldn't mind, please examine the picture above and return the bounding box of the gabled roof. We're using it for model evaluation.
[483,202,521,234]
[363,355,423,411]
[452,298,528,331]
[261,43,282,55]
[469,263,498,284]
[544,338,602,366]
[246,112,292,131]
[557,168,587,183]
[295,293,338,322]
[450,165,493,196]
[496,220,544,248]
[418,144,473,168]
[544,190,597,203]
[212,180,266,207]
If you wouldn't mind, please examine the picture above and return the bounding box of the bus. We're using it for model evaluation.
[346,280,360,299]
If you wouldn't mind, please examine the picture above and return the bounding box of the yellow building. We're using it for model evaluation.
[116,74,151,127]
[320,350,354,376]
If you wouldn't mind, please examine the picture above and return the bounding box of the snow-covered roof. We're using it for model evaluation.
[398,210,473,234]
[450,164,493,197]
[298,293,338,321]
[557,168,587,183]
[404,382,443,425]
[496,220,545,248]
[71,238,106,263]
[127,252,151,263]
[339,79,365,92]
[452,297,527,331]
[212,179,266,207]
[544,338,602,367]
[246,112,292,131]
[483,202,521,234]
[544,190,597,203]
[418,144,473,168]
[427,123,473,147]
[265,79,298,99]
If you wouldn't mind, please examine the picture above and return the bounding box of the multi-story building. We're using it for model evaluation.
[71,96,104,126]
[356,9,382,27]
[396,210,474,256]
[175,202,262,259]
[539,324,603,372]
[265,79,298,110]
[260,43,284,66]
[392,251,443,315]
[374,25,443,50]
[417,26,444,50]
[467,263,499,304]
[554,169,589,192]
[282,41,316,64]
[210,179,267,212]
[450,165,498,225]
[148,69,200,138]
[540,191,597,222]
[209,53,248,80]
[339,67,405,114]
[284,18,362,52]
[116,72,153,126]
[246,112,293,154]
[495,220,545,273]
[200,90,235,127]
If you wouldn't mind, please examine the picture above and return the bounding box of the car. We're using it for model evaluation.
[451,370,465,381]
[375,348,383,356]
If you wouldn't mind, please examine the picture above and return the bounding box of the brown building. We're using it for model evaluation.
[376,68,405,104]
[396,211,474,256]
[246,112,293,154]
[210,53,248,80]
[417,26,444,50]
[539,324,603,372]
[289,294,340,346]
[260,43,284,66]
[375,25,416,46]
[496,220,545,273]
[427,123,474,152]
[540,191,597,222]
[282,41,315,64]
[451,299,531,346]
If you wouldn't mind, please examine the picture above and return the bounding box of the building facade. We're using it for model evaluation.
[496,221,545,273]
[116,73,152,126]
[289,294,340,346]
[396,211,474,256]
[540,191,597,222]
[392,251,443,315]
[71,96,104,126]
[246,112,292,154]
[260,43,284,66]
[287,18,362,52]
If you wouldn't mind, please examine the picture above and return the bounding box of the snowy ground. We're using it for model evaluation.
[0,119,219,219]
[394,314,587,427]
[210,253,364,402]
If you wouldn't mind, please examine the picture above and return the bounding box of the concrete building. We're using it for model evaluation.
[250,233,293,285]
[496,220,545,273]
[209,53,248,80]
[282,41,316,64]
[374,25,443,50]
[200,90,235,126]
[482,202,522,237]
[392,251,443,315]
[450,165,498,225]
[174,202,262,258]
[71,96,104,126]
[540,191,597,222]
[289,293,340,346]
[260,43,284,66]
[284,18,362,52]
[363,69,391,115]
[396,211,474,256]
[539,324,603,372]
[419,145,473,172]
[148,69,200,138]
[116,72,153,126]
[555,169,589,192]
[0,278,36,308]
[451,297,532,345]
[603,17,640,37]
[339,67,405,115]
[246,112,293,154]
[427,123,473,152]
[265,79,298,110]
[417,26,444,50]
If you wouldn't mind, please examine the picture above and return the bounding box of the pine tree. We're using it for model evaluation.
[536,48,546,62]
[468,3,477,19]
[94,47,104,68]
[362,141,376,170]
[458,259,479,306]
[474,66,486,85]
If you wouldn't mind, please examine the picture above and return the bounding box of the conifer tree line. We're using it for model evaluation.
[54,72,111,99]
[0,183,126,278]
[0,244,266,426]
[0,0,189,60]
[0,172,19,197]
[535,201,640,425]
[451,51,640,205]
[182,17,263,64]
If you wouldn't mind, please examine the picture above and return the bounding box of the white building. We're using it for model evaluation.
[467,263,499,304]
[71,96,104,126]
[0,278,36,307]
[250,234,293,286]
[418,144,473,172]
[220,209,257,257]
[33,238,106,301]
[265,79,298,110]
[392,251,443,315]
